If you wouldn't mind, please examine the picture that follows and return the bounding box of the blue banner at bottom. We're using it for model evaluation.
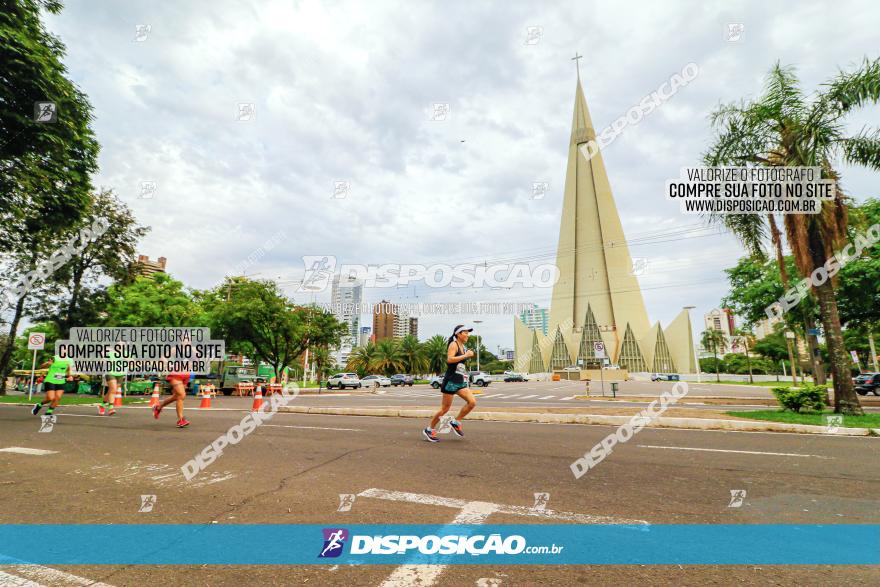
[0,525,877,565]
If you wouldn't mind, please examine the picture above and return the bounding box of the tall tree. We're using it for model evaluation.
[701,329,726,382]
[704,59,880,414]
[424,335,448,375]
[210,280,346,381]
[33,189,148,334]
[0,0,100,389]
[398,335,427,374]
[372,338,405,376]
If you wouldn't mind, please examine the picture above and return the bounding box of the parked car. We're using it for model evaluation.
[361,374,392,388]
[429,375,443,389]
[503,372,525,382]
[651,373,681,382]
[326,373,362,390]
[854,372,880,395]
[390,374,414,387]
[563,365,581,372]
[468,371,492,387]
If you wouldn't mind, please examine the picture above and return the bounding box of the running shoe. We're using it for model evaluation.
[97,405,105,416]
[31,403,42,415]
[107,405,116,416]
[422,427,439,442]
[177,418,190,428]
[450,420,464,437]
[153,405,161,419]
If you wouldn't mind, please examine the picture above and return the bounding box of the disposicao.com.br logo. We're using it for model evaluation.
[319,528,563,557]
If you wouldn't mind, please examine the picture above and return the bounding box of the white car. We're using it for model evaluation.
[361,374,392,388]
[429,375,444,389]
[326,373,361,390]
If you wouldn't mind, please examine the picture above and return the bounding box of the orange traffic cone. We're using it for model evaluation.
[113,386,123,407]
[149,382,161,407]
[251,385,263,412]
[199,387,212,409]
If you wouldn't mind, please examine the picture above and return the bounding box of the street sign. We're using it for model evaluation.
[806,328,820,336]
[28,332,45,350]
[850,350,860,365]
[593,342,606,359]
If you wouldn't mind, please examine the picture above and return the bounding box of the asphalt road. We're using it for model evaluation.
[0,399,878,586]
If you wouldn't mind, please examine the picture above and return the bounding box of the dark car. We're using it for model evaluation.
[503,373,525,382]
[854,373,880,395]
[390,374,414,387]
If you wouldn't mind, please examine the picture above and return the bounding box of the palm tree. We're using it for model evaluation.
[734,327,756,384]
[372,338,406,375]
[701,329,726,382]
[704,59,880,414]
[424,335,449,375]
[399,335,428,375]
[346,342,377,377]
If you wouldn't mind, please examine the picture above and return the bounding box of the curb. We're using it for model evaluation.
[276,406,878,436]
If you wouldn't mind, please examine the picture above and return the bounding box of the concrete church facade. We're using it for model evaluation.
[513,80,696,375]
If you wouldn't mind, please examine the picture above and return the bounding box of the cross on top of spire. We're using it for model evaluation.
[571,53,583,80]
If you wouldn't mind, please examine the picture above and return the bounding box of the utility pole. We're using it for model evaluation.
[869,328,879,373]
[473,320,483,372]
[683,306,701,383]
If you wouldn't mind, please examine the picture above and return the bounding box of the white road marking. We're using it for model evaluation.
[358,488,646,525]
[559,396,575,401]
[497,394,519,399]
[538,395,556,400]
[262,424,362,432]
[478,394,504,398]
[10,565,115,586]
[0,570,44,586]
[0,447,58,456]
[636,445,832,459]
[361,487,645,587]
[519,395,540,399]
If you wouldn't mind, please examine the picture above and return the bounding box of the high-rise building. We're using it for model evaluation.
[513,75,695,374]
[359,326,372,347]
[330,275,362,365]
[374,302,418,341]
[373,300,396,341]
[519,304,549,336]
[134,255,166,278]
[704,308,736,353]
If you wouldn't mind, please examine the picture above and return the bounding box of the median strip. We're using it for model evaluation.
[275,406,877,436]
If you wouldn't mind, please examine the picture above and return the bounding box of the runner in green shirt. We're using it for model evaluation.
[32,354,73,417]
[99,350,126,416]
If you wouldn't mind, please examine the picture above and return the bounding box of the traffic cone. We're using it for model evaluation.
[113,386,123,407]
[149,382,161,407]
[251,385,263,412]
[199,388,212,409]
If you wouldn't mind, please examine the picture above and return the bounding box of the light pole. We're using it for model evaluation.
[473,320,483,372]
[683,306,701,383]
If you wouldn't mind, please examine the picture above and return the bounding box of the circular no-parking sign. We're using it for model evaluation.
[28,333,46,350]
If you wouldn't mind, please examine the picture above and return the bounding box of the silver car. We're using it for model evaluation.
[361,374,392,388]
[326,373,361,390]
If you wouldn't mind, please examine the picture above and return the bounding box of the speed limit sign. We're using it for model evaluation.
[28,332,46,350]
[593,341,606,359]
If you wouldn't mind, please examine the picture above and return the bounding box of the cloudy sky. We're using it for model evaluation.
[44,0,879,352]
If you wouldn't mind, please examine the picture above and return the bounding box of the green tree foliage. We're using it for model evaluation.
[210,279,346,380]
[103,273,206,328]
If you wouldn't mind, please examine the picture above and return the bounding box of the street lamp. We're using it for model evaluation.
[683,306,701,383]
[473,320,483,372]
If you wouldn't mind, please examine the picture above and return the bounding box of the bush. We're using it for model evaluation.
[771,384,828,413]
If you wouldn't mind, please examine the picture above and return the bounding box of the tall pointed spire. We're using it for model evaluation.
[547,76,651,365]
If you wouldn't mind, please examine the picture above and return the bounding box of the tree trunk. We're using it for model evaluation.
[0,293,28,394]
[745,346,753,383]
[814,279,862,414]
[802,316,826,384]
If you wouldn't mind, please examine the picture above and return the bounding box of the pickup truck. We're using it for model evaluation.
[219,365,258,395]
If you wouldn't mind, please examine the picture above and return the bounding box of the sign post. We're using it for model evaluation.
[593,342,606,397]
[27,332,46,401]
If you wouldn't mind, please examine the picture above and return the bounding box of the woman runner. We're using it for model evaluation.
[423,324,478,442]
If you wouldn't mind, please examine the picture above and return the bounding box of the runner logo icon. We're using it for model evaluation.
[319,528,349,558]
